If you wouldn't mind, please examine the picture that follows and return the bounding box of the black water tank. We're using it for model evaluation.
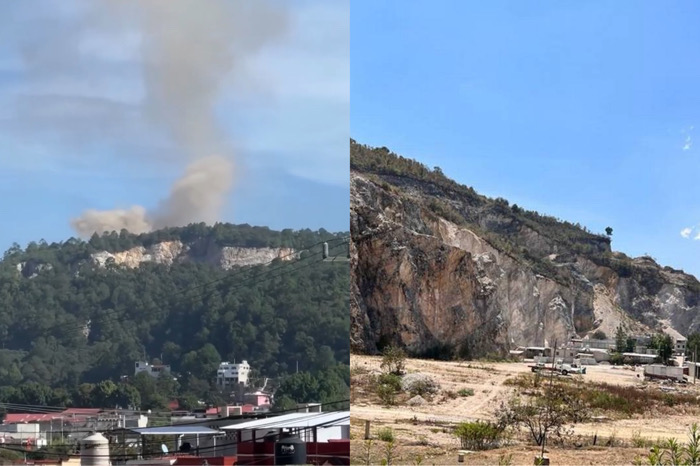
[274,434,307,465]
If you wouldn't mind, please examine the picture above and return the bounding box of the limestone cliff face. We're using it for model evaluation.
[350,157,700,358]
[91,240,297,270]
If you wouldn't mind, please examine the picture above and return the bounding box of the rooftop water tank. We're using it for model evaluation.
[80,432,110,466]
[274,433,306,465]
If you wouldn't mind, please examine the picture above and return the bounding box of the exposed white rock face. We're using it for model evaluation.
[90,240,297,270]
[16,261,53,279]
[218,247,297,269]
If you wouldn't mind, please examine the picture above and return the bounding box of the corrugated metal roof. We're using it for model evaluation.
[131,426,221,436]
[221,411,349,431]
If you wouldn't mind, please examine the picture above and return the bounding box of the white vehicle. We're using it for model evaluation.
[530,358,586,375]
[556,360,586,375]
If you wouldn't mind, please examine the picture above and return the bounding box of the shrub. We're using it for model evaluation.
[454,421,503,451]
[401,373,440,396]
[377,427,395,442]
[632,430,652,448]
[609,352,625,365]
[377,373,402,392]
[376,383,398,406]
[458,388,475,397]
[380,346,407,375]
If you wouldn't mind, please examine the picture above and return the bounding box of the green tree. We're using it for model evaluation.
[380,346,406,376]
[273,372,321,408]
[650,334,674,364]
[615,325,627,353]
[605,227,613,236]
[687,333,700,358]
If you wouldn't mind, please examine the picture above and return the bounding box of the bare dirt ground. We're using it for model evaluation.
[350,354,700,465]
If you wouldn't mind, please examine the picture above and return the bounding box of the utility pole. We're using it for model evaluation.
[694,349,697,385]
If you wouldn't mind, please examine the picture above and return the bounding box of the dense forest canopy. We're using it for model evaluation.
[0,223,350,411]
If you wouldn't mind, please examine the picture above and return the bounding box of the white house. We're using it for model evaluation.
[216,360,251,389]
[134,361,171,378]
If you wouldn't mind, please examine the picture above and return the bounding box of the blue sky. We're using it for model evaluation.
[0,0,349,251]
[352,1,700,277]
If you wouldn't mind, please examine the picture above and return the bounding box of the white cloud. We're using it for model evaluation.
[683,135,692,151]
[681,227,692,238]
[695,231,700,241]
[682,125,694,151]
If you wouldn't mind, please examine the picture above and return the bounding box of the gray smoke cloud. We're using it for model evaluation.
[71,155,234,235]
[68,0,288,237]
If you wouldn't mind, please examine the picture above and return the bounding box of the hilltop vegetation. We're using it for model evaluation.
[351,140,612,268]
[351,140,698,287]
[0,223,349,411]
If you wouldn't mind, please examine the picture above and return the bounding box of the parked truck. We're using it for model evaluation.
[529,358,586,376]
[644,364,686,382]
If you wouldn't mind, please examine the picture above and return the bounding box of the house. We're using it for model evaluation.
[522,347,551,359]
[675,336,688,355]
[216,361,251,389]
[1,409,147,445]
[135,361,171,378]
[243,391,272,408]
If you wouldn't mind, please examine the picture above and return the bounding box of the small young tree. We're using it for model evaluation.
[497,384,589,447]
[380,345,407,375]
[615,325,627,354]
[605,226,613,236]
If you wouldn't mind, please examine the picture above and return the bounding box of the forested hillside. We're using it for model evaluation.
[0,224,350,411]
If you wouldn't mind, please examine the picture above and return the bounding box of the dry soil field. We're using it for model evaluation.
[350,354,700,465]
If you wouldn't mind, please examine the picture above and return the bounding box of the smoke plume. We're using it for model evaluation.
[69,0,288,237]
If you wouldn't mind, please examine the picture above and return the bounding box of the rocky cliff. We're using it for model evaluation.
[350,141,700,358]
[91,240,297,269]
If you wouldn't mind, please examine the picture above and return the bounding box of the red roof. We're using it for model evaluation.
[3,414,55,424]
[61,408,101,415]
[4,410,101,425]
